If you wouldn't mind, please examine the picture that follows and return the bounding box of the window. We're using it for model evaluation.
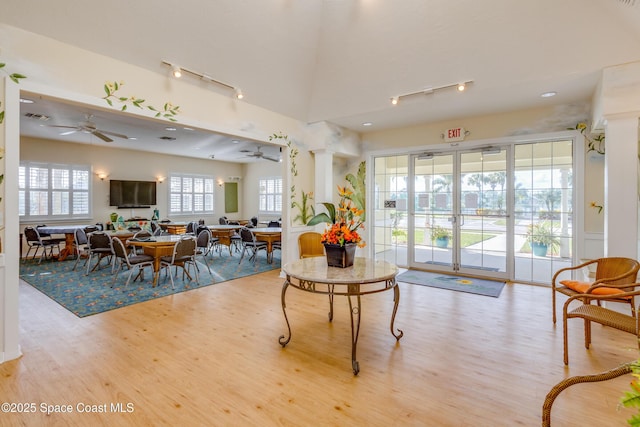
[169,173,215,215]
[259,177,282,213]
[19,162,91,220]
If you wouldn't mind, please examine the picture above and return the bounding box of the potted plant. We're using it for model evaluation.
[430,225,452,248]
[526,221,560,257]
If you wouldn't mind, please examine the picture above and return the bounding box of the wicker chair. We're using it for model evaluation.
[542,362,633,427]
[562,286,640,364]
[298,232,324,259]
[551,257,640,324]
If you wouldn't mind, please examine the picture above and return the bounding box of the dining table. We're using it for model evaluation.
[127,234,183,286]
[251,227,281,263]
[35,225,87,261]
[208,224,243,255]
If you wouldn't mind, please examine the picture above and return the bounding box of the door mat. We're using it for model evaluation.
[396,270,505,297]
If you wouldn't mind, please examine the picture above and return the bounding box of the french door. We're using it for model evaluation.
[411,148,509,279]
[372,138,574,284]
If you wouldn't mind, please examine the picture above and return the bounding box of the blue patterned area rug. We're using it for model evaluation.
[396,270,505,298]
[20,251,281,318]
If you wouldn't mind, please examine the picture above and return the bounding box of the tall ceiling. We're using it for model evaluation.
[4,0,640,160]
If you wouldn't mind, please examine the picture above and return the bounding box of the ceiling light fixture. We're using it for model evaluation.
[162,60,243,100]
[391,80,473,105]
[541,91,557,98]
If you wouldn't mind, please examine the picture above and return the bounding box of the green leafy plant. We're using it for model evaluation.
[345,161,366,222]
[291,190,315,225]
[430,225,452,240]
[102,81,180,121]
[620,360,640,426]
[525,221,560,250]
[570,122,605,155]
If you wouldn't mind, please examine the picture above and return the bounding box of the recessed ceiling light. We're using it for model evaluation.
[183,127,194,131]
[127,137,138,141]
[231,139,240,144]
[19,98,34,104]
[541,91,557,98]
[362,122,373,127]
[165,126,177,131]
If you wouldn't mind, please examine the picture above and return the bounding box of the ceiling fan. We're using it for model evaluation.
[242,146,280,162]
[47,114,129,143]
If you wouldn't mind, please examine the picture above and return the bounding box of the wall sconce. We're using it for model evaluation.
[157,176,165,183]
[96,172,108,181]
[217,179,224,187]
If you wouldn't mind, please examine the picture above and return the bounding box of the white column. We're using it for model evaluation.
[0,78,22,363]
[603,115,639,258]
[312,149,335,207]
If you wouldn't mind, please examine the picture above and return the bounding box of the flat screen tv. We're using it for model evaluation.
[109,180,157,208]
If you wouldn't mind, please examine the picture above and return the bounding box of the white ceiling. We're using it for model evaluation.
[5,0,640,161]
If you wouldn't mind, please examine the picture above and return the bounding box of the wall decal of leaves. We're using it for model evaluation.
[102,81,180,121]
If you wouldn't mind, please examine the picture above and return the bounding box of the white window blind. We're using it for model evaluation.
[258,177,282,213]
[19,162,91,220]
[169,173,215,215]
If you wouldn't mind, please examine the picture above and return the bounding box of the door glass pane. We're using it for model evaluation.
[459,149,507,273]
[413,154,454,268]
[513,140,573,283]
[373,155,409,267]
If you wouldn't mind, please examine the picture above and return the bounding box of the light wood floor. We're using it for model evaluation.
[0,270,637,426]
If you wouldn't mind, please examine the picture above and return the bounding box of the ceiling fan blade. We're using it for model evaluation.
[48,125,80,129]
[263,156,281,162]
[59,129,79,136]
[97,129,129,139]
[92,131,113,143]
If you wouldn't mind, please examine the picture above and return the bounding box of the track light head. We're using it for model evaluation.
[391,96,399,105]
[172,65,182,78]
[457,83,466,92]
[235,88,244,100]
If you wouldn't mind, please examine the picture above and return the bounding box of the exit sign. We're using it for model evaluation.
[444,127,466,142]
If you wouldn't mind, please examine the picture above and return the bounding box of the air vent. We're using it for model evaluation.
[24,112,51,121]
[159,136,176,141]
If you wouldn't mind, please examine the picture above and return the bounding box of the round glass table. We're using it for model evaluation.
[279,257,403,375]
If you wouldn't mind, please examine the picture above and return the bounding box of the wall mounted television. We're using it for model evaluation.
[109,180,157,208]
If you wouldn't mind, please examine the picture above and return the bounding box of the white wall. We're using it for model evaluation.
[20,136,246,226]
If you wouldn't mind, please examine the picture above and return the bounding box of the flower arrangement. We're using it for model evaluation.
[307,185,365,247]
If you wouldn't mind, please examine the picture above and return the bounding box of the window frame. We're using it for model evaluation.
[19,161,92,221]
[258,176,283,214]
[168,173,216,217]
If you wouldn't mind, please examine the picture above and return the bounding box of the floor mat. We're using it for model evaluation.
[396,270,505,297]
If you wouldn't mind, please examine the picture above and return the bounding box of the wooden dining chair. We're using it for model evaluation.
[298,232,325,259]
